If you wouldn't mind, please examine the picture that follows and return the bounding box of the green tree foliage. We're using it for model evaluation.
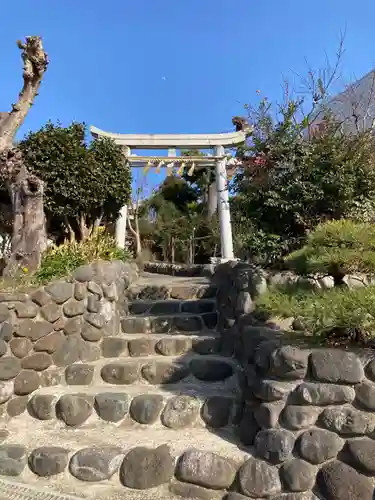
[139,175,219,263]
[232,98,375,264]
[285,219,375,284]
[19,122,131,241]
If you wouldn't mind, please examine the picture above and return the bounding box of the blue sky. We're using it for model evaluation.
[1,0,375,193]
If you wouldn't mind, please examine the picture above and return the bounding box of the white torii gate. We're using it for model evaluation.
[90,124,249,262]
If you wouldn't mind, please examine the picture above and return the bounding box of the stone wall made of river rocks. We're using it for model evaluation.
[212,261,375,500]
[0,260,138,412]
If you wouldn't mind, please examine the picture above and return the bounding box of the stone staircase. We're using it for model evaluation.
[0,274,248,500]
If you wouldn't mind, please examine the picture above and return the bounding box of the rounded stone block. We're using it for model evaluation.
[65,364,94,386]
[7,396,28,416]
[298,429,344,464]
[355,381,375,411]
[40,368,62,387]
[128,338,155,357]
[268,346,308,380]
[161,395,200,429]
[74,283,87,301]
[94,393,130,422]
[40,303,61,323]
[281,405,320,430]
[21,353,52,371]
[292,382,355,406]
[45,281,73,304]
[155,337,192,356]
[280,459,316,492]
[16,319,54,342]
[120,445,174,489]
[121,317,149,334]
[31,288,51,307]
[254,401,284,429]
[101,337,128,358]
[192,338,221,355]
[317,460,373,500]
[238,457,282,498]
[129,394,164,424]
[13,370,40,395]
[0,357,21,381]
[84,313,105,330]
[33,332,64,354]
[28,394,57,420]
[189,359,233,382]
[201,397,232,429]
[346,438,375,475]
[255,429,295,464]
[254,379,296,402]
[53,337,99,366]
[63,317,83,336]
[141,361,189,384]
[174,315,203,332]
[309,350,364,384]
[15,303,38,319]
[320,407,375,436]
[63,299,85,318]
[0,445,27,476]
[176,449,237,490]
[101,362,140,385]
[81,323,103,342]
[28,447,69,477]
[9,338,32,359]
[69,447,123,482]
[56,394,93,426]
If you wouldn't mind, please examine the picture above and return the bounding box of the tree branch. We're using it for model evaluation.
[0,36,48,151]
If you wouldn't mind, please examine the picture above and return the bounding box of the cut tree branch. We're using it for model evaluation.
[0,37,48,152]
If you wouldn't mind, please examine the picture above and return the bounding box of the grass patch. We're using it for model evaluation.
[257,283,375,337]
[0,228,131,291]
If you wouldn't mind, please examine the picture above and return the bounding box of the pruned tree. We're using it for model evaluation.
[19,122,131,242]
[0,37,48,276]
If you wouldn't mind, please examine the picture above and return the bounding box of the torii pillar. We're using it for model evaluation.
[215,145,234,260]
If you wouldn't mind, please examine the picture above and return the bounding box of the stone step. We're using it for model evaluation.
[102,334,224,358]
[0,425,248,500]
[121,312,218,334]
[128,299,217,316]
[74,355,238,387]
[6,386,240,429]
[6,354,240,399]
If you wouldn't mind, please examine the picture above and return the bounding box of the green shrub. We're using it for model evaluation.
[34,228,130,283]
[257,284,375,337]
[285,219,375,278]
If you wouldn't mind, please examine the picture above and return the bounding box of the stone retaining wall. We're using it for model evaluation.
[212,261,375,500]
[0,260,138,409]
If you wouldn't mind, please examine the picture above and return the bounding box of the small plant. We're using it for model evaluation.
[34,228,130,283]
[285,220,375,285]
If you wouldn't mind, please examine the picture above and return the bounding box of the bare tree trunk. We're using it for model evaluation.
[4,165,47,275]
[127,215,142,257]
[64,217,75,242]
[0,37,48,276]
[79,214,91,240]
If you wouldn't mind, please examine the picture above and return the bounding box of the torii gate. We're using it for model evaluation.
[90,120,250,262]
